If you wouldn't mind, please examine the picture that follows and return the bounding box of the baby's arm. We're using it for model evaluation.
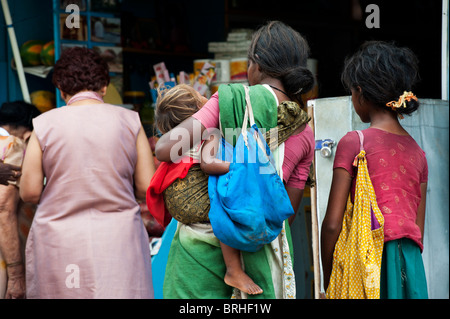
[200,131,229,175]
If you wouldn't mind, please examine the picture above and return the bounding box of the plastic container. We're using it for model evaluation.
[230,57,247,81]
[211,59,230,82]
[193,59,211,77]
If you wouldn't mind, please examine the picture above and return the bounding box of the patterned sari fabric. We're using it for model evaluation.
[266,100,315,187]
[163,165,210,224]
[265,100,310,150]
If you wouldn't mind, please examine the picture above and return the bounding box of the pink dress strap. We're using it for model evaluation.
[355,130,365,151]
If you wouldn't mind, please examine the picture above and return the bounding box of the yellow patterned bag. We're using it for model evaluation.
[326,130,384,299]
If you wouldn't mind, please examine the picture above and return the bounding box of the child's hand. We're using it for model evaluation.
[0,163,22,185]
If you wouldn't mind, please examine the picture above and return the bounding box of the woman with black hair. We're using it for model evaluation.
[155,21,316,299]
[0,101,40,299]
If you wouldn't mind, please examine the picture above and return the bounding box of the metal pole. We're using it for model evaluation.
[442,0,449,100]
[1,0,30,103]
[308,100,321,299]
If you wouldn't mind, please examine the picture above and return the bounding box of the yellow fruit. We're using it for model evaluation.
[30,90,56,113]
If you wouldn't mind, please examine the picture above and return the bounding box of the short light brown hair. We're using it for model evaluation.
[155,84,204,134]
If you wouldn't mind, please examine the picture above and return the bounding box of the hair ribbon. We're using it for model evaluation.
[385,91,417,119]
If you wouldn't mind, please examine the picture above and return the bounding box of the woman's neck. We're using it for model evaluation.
[68,98,103,106]
[369,109,409,135]
[259,79,290,102]
[63,89,105,106]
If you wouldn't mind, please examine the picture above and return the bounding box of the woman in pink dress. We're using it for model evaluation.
[20,47,155,298]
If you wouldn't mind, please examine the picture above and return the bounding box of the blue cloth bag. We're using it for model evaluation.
[208,86,294,252]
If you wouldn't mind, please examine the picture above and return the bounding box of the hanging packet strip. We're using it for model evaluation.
[208,85,294,252]
[153,62,169,86]
[193,62,215,96]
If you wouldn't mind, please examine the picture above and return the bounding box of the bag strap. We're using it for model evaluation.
[241,85,256,146]
[353,129,383,231]
[240,86,273,161]
[241,86,255,127]
[355,130,365,152]
[352,130,365,167]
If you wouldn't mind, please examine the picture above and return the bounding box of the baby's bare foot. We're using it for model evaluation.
[224,270,263,295]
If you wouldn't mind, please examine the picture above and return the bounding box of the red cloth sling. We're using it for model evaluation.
[146,158,196,228]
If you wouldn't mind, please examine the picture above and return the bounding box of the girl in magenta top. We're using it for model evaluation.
[321,41,428,299]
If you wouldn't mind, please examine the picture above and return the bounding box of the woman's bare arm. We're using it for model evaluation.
[19,132,44,204]
[0,185,21,266]
[0,184,26,298]
[416,182,427,244]
[200,131,230,175]
[286,186,304,226]
[320,168,352,291]
[134,126,155,199]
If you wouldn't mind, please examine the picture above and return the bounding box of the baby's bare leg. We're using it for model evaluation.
[220,242,263,295]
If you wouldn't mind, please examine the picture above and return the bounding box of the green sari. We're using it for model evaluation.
[163,222,294,299]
